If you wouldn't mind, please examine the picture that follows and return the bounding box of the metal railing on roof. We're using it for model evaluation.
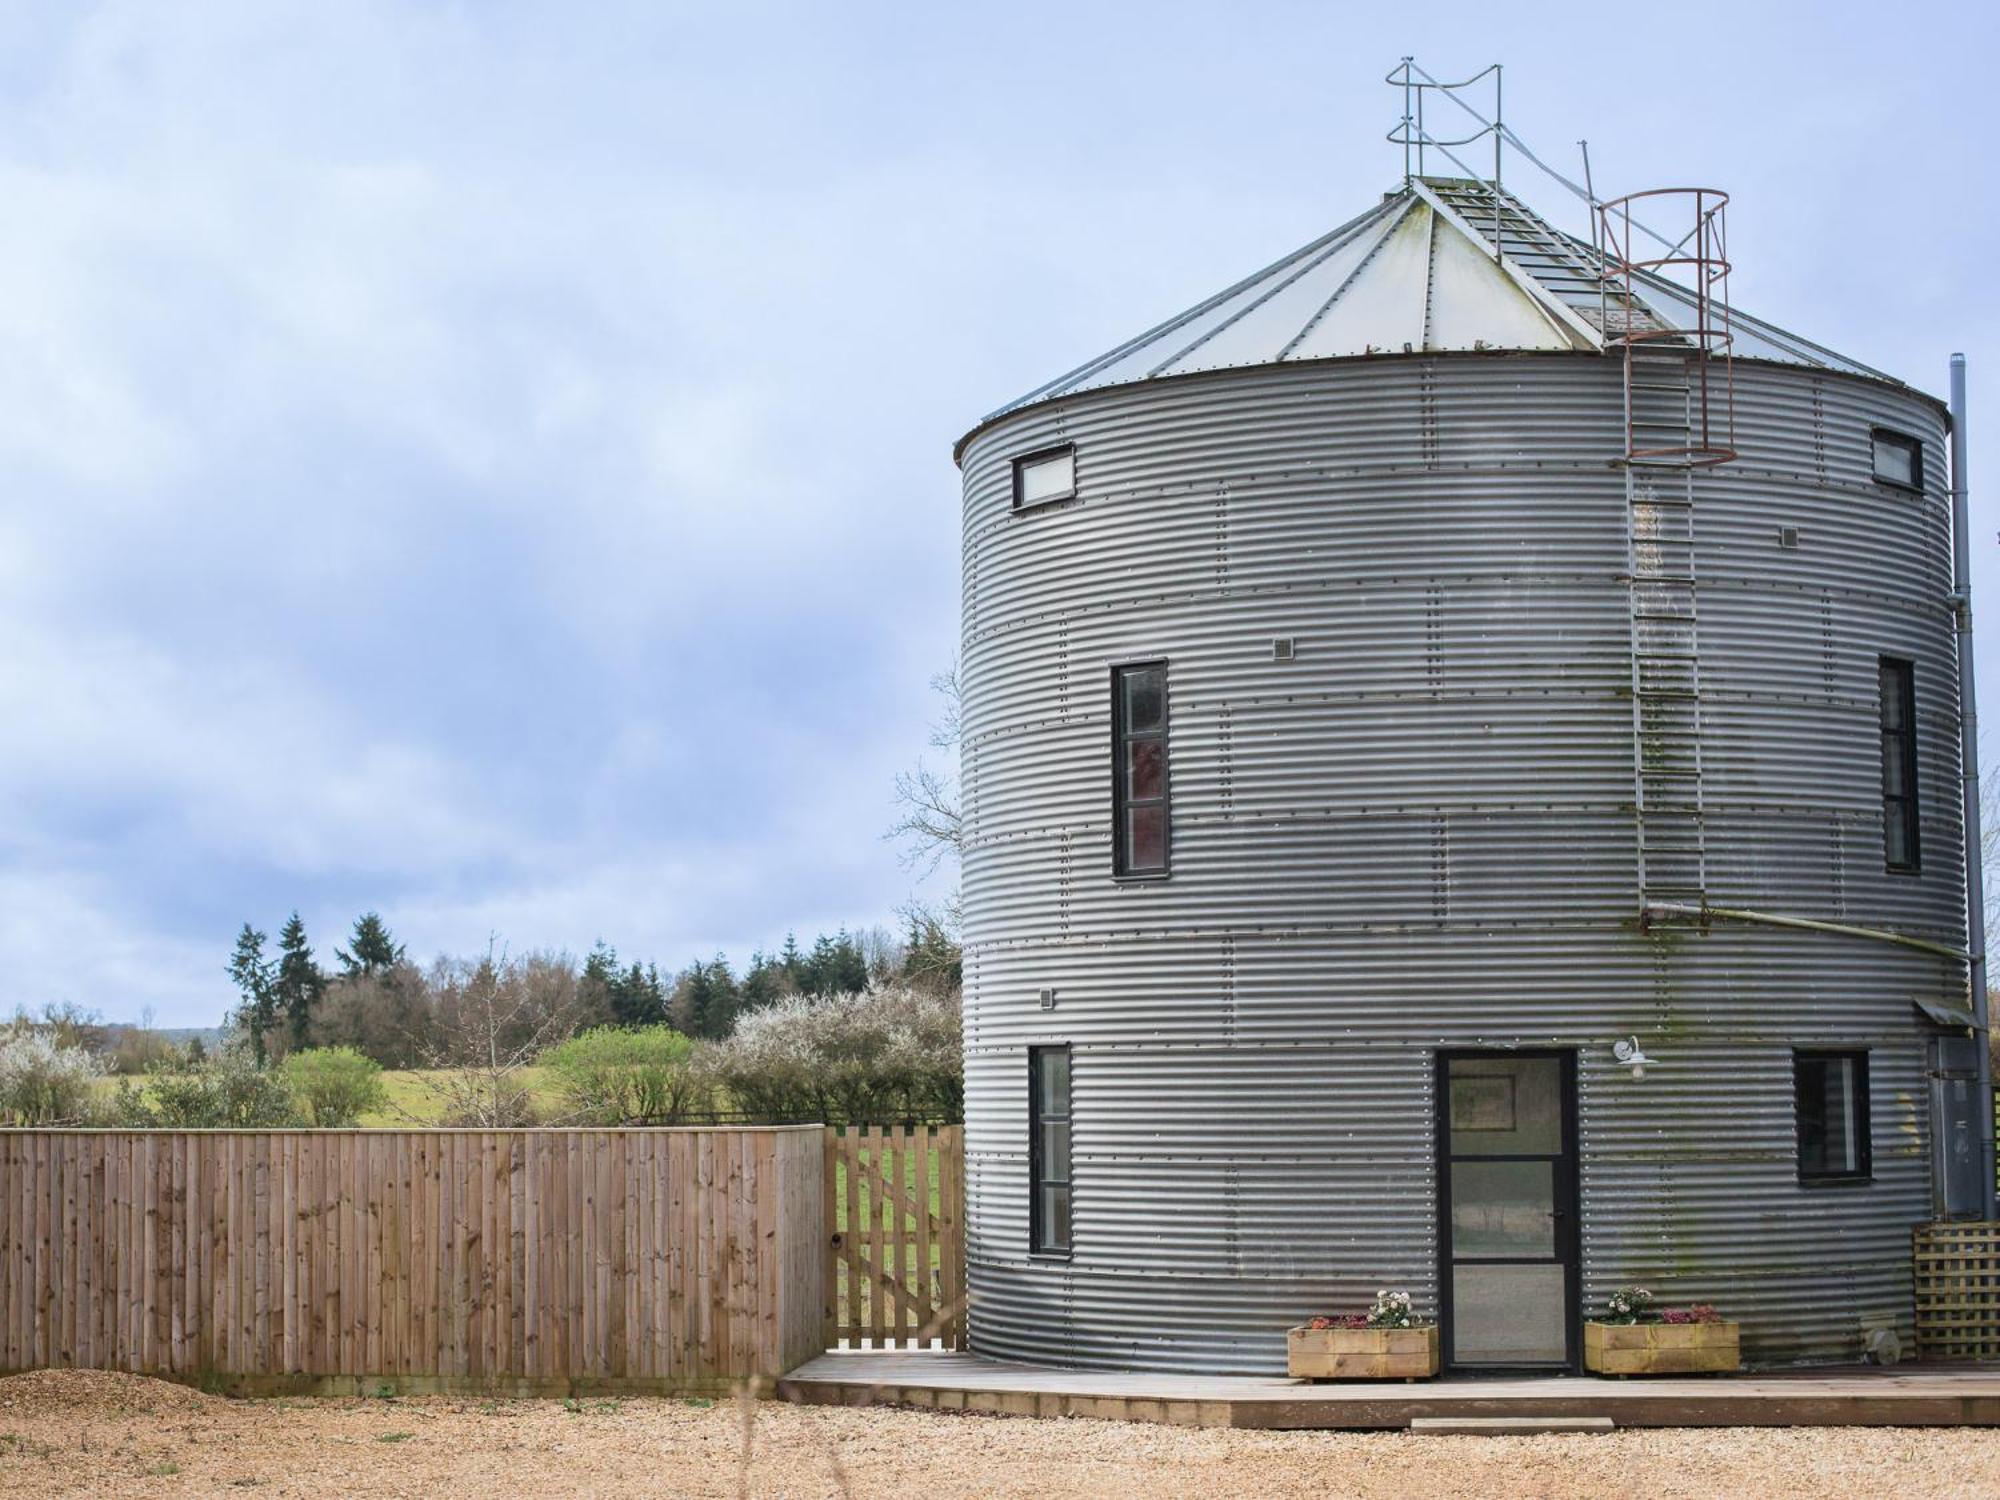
[1385,57,1690,267]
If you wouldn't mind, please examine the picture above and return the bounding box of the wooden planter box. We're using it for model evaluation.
[1287,1324,1439,1381]
[1584,1320,1740,1377]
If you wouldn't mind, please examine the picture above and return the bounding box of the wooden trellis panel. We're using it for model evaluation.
[823,1125,963,1349]
[1913,1220,2000,1362]
[0,1127,825,1392]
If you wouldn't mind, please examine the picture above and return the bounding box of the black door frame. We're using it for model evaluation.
[1434,1047,1582,1374]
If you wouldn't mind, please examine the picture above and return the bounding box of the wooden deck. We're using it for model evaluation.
[779,1349,2000,1430]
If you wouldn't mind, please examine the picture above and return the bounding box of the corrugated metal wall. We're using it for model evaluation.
[956,352,1963,1373]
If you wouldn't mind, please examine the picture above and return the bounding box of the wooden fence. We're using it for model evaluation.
[0,1128,823,1393]
[823,1124,964,1349]
[1913,1220,2000,1361]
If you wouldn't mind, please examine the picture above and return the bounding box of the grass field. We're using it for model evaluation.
[361,1067,562,1126]
[91,1067,565,1127]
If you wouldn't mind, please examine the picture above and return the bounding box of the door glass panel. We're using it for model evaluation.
[1444,1055,1571,1368]
[1452,1263,1567,1365]
[1449,1057,1561,1156]
[1450,1159,1553,1258]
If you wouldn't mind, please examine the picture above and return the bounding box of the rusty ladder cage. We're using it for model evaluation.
[1596,188,1736,468]
[1597,189,1737,921]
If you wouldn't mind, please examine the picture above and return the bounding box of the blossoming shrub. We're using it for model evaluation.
[0,1031,105,1125]
[708,985,961,1123]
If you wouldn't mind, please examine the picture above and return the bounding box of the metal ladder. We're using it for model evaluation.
[1624,346,1708,916]
[1595,188,1734,924]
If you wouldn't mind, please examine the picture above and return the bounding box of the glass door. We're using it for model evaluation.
[1438,1051,1578,1371]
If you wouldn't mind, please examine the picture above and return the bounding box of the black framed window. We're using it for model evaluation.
[1112,662,1169,876]
[1795,1049,1871,1182]
[1012,444,1076,510]
[1029,1046,1072,1255]
[1879,656,1920,873]
[1871,428,1923,492]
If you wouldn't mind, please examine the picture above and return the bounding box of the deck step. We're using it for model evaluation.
[1408,1415,1616,1435]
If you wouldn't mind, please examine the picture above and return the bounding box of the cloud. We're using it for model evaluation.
[0,1,1990,1024]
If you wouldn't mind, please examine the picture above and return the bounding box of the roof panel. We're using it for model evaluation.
[980,176,1904,426]
[1421,203,1576,352]
[1281,197,1432,361]
[1158,206,1405,375]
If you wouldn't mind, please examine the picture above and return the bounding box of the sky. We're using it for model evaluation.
[1,1,1996,1027]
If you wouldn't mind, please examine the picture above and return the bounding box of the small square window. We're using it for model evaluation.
[1871,429,1923,492]
[1012,444,1076,509]
[1796,1049,1871,1183]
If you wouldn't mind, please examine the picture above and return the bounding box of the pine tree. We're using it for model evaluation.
[802,933,837,996]
[273,912,325,1055]
[778,933,803,990]
[801,929,870,997]
[670,956,741,1041]
[740,949,789,1011]
[644,963,667,1022]
[336,912,405,977]
[609,960,666,1028]
[704,954,739,1036]
[830,929,870,995]
[582,942,617,990]
[900,914,963,994]
[227,923,277,1066]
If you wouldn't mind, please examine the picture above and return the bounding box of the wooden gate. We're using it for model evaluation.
[823,1124,963,1349]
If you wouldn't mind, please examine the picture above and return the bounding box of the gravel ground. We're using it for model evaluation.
[0,1370,1997,1499]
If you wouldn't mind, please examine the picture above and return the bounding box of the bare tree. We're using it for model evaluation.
[408,941,578,1126]
[888,663,963,878]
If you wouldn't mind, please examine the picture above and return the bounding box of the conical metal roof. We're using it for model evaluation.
[985,176,1892,424]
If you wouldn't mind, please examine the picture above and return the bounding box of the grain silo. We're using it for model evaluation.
[951,83,1990,1375]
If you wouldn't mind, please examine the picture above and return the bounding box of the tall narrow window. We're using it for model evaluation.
[1796,1049,1871,1182]
[1112,662,1170,876]
[1029,1046,1072,1255]
[1879,656,1919,873]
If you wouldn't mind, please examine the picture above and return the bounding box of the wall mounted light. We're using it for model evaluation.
[1612,1036,1654,1080]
